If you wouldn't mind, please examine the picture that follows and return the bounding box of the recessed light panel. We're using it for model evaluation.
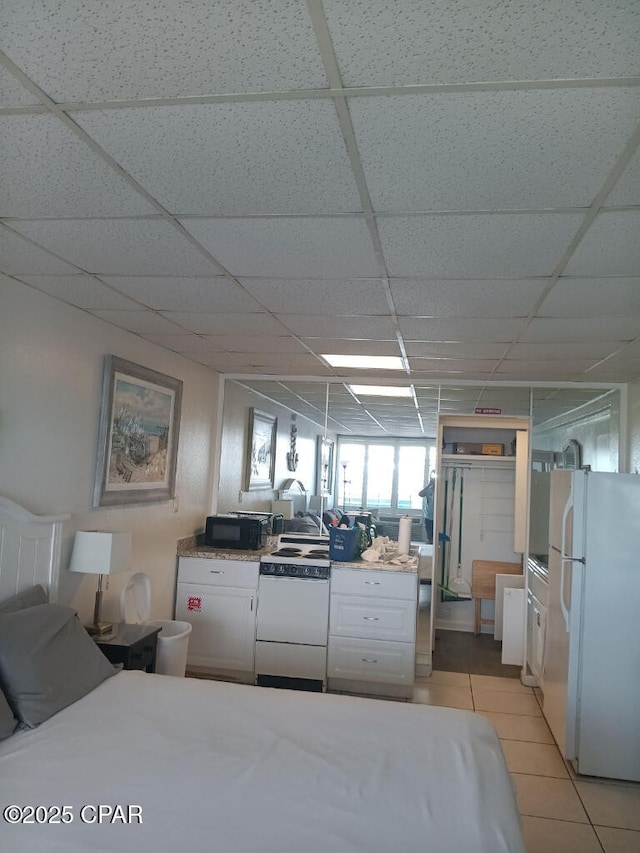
[349,384,413,398]
[321,354,404,370]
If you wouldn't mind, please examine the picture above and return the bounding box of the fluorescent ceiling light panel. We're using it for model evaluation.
[349,385,413,397]
[321,354,404,370]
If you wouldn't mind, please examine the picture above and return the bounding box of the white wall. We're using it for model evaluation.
[0,278,220,624]
[628,380,640,475]
[531,390,621,472]
[217,379,334,514]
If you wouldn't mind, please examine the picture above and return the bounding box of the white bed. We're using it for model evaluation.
[0,498,525,853]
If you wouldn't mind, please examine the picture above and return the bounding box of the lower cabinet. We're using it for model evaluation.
[175,557,258,678]
[328,567,417,699]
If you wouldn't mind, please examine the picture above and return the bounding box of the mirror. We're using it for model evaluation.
[218,379,622,675]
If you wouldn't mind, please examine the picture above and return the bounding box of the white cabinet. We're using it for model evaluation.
[176,557,259,679]
[526,590,547,683]
[328,567,417,698]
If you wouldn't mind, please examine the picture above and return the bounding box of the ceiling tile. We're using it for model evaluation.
[564,212,640,276]
[73,101,361,215]
[399,317,524,341]
[141,334,226,353]
[179,217,381,278]
[239,278,390,314]
[90,309,187,335]
[0,0,327,101]
[408,357,499,373]
[584,359,640,380]
[160,312,285,336]
[17,274,141,310]
[391,279,546,317]
[405,341,509,359]
[605,148,640,207]
[276,314,397,339]
[507,341,624,360]
[0,227,77,275]
[198,352,331,373]
[495,360,598,377]
[207,336,308,354]
[9,219,221,276]
[520,316,640,343]
[539,277,640,317]
[102,276,262,312]
[350,89,640,211]
[378,213,583,278]
[324,0,640,86]
[0,114,154,217]
[301,338,402,356]
[0,67,41,108]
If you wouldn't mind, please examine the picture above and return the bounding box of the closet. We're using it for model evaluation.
[434,415,530,635]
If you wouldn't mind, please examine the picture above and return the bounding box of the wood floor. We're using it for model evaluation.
[432,628,522,679]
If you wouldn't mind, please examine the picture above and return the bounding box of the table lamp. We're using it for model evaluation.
[69,531,132,635]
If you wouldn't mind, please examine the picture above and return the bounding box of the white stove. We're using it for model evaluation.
[256,533,331,688]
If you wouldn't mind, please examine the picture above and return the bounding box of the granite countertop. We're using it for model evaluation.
[176,534,278,561]
[177,535,420,572]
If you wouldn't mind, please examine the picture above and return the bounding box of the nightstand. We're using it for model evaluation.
[94,624,161,673]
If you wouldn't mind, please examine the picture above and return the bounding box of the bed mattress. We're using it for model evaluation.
[0,671,524,852]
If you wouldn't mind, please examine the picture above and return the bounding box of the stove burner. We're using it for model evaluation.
[305,549,329,558]
[271,547,302,557]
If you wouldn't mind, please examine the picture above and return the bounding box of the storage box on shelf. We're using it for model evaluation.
[327,566,418,699]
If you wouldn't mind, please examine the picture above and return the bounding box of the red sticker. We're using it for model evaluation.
[187,595,202,612]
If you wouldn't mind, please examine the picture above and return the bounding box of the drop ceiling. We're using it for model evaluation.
[1,1,639,436]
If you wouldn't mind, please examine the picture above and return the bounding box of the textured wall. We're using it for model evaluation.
[0,278,219,623]
[628,380,640,474]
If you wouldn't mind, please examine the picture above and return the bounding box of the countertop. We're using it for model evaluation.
[177,535,420,573]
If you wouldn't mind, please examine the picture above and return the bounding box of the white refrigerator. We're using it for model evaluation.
[544,469,640,781]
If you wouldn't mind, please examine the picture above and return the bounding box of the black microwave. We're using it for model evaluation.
[204,515,268,550]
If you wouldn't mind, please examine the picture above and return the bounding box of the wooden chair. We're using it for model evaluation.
[472,560,523,635]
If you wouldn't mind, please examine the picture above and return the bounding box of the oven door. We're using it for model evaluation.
[256,577,329,646]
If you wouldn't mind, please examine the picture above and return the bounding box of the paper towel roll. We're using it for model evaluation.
[398,516,412,555]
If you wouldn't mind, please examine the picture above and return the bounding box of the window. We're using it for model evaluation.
[337,438,435,515]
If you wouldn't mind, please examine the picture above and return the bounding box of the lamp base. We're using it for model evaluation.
[86,621,114,636]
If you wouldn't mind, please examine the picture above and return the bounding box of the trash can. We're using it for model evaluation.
[149,620,192,676]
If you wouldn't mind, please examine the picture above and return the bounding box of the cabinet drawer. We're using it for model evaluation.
[331,567,417,600]
[327,637,414,685]
[330,595,416,642]
[178,557,258,588]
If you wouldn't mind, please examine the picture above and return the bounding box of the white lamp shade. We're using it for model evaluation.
[69,531,132,576]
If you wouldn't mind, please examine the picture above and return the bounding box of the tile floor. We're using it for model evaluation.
[413,671,640,853]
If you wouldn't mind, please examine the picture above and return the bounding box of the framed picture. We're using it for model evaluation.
[93,355,183,507]
[316,436,335,497]
[244,408,277,491]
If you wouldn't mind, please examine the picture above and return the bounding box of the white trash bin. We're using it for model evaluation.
[149,620,192,677]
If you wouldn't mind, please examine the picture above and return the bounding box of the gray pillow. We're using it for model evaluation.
[0,689,18,740]
[0,584,48,614]
[0,603,116,727]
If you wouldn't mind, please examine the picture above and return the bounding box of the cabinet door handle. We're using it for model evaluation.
[250,596,254,612]
[364,581,381,585]
[209,570,224,574]
[361,658,378,663]
[363,616,380,621]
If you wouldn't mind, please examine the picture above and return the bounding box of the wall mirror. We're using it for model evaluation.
[217,378,622,673]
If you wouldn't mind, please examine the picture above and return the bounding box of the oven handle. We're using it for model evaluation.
[258,576,329,584]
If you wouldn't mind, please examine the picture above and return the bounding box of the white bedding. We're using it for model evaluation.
[0,672,524,853]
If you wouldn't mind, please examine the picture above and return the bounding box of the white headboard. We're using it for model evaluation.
[0,497,71,604]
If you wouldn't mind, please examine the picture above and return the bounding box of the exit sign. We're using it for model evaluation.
[475,407,502,415]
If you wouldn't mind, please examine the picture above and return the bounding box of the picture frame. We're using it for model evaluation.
[316,436,335,497]
[244,408,277,491]
[93,355,183,507]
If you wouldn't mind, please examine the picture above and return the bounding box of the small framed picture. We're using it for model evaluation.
[244,408,277,491]
[93,356,182,506]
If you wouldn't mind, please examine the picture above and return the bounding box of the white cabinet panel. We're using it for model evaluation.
[328,637,415,685]
[331,567,416,600]
[177,557,258,588]
[255,641,326,680]
[330,595,416,642]
[176,583,255,672]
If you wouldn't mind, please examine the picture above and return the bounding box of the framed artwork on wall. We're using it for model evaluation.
[316,436,335,497]
[93,355,183,507]
[245,408,277,491]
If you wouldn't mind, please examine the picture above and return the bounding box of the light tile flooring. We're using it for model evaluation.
[413,671,640,853]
